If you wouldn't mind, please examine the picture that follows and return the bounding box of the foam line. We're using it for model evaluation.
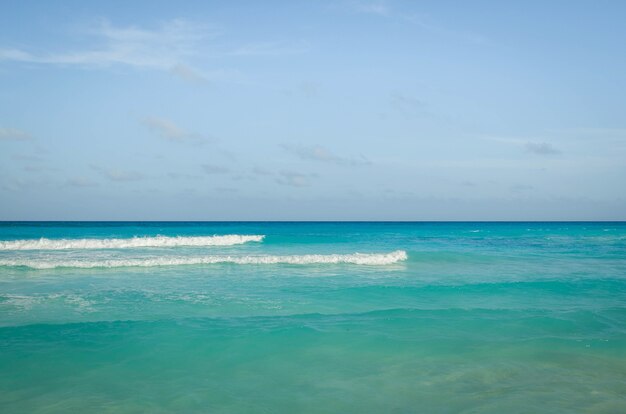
[0,251,408,269]
[0,235,265,250]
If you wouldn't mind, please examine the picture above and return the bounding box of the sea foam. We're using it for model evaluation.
[0,250,408,269]
[0,235,265,250]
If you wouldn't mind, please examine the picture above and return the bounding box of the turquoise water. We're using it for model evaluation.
[1,222,625,413]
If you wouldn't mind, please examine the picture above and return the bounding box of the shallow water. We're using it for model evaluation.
[1,222,625,413]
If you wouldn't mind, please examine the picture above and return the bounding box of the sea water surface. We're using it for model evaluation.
[0,222,625,413]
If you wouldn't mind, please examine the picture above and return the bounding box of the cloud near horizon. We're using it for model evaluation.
[482,136,563,156]
[91,165,145,182]
[282,143,371,166]
[141,116,205,144]
[202,164,230,174]
[276,171,315,187]
[0,128,32,141]
[0,2,624,220]
[65,177,100,188]
[525,142,561,155]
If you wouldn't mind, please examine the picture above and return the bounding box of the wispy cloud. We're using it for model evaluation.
[282,143,370,166]
[0,19,212,83]
[65,177,99,188]
[510,184,534,192]
[230,41,307,56]
[525,142,561,155]
[252,166,273,176]
[141,116,205,144]
[547,127,626,150]
[202,164,230,174]
[1,177,50,192]
[404,14,487,45]
[345,2,486,45]
[0,19,305,84]
[91,165,145,182]
[11,153,44,162]
[168,172,201,180]
[23,165,59,173]
[0,128,32,141]
[169,64,207,83]
[215,187,239,193]
[276,171,315,187]
[283,81,319,99]
[552,127,626,137]
[482,136,562,156]
[350,1,390,16]
[389,92,427,116]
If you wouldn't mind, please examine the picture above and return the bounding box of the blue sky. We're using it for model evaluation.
[1,0,625,220]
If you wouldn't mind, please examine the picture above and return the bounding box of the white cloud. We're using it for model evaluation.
[0,19,304,84]
[0,19,208,71]
[0,49,32,61]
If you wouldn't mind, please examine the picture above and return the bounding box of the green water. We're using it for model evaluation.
[1,222,625,413]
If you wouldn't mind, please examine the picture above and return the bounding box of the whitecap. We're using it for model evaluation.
[0,234,265,250]
[0,250,408,269]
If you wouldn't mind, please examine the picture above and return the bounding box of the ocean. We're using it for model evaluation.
[0,222,625,413]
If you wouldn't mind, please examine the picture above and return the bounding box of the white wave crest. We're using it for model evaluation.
[0,251,408,269]
[0,235,265,251]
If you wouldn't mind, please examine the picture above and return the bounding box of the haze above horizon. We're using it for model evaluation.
[1,0,625,220]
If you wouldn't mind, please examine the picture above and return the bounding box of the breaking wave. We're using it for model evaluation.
[0,251,408,269]
[0,235,265,251]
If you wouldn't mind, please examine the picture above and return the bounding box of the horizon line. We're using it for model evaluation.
[1,220,625,223]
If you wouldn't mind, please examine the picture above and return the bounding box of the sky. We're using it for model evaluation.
[1,0,625,220]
